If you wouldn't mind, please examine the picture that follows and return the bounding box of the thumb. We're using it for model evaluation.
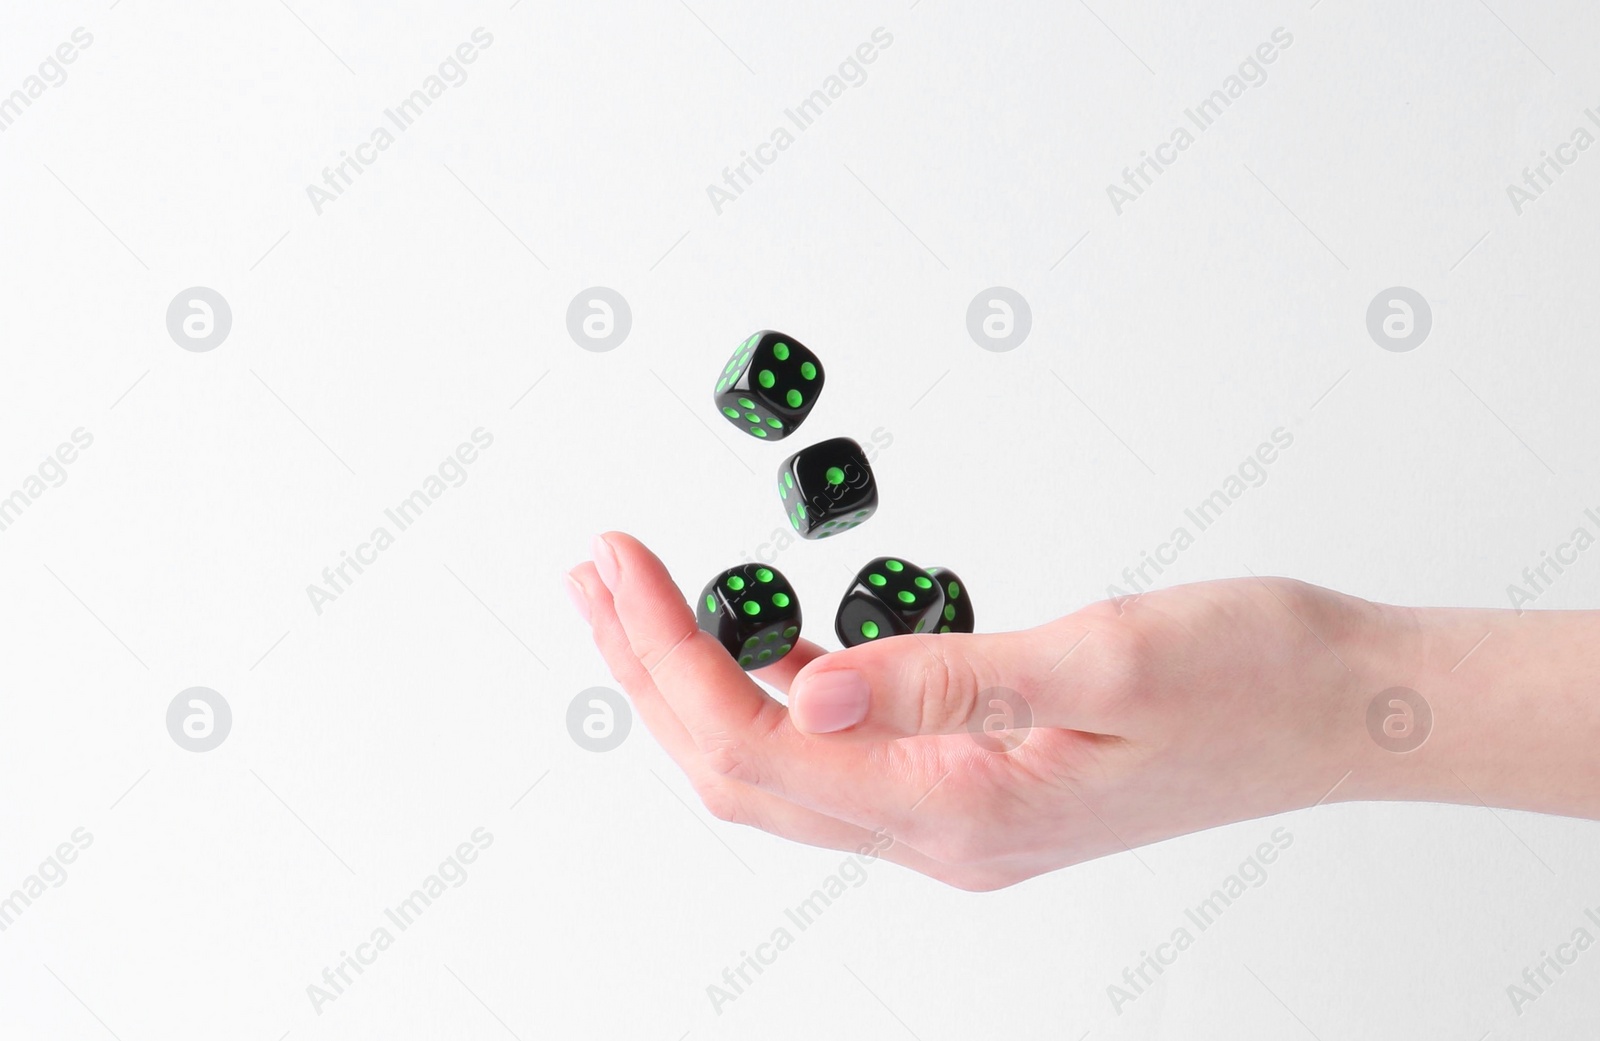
[788,628,1087,738]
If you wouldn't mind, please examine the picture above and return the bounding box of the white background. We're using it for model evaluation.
[3,0,1600,1037]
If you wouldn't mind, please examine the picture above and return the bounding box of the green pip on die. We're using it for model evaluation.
[835,556,942,647]
[777,436,878,539]
[696,563,803,669]
[712,330,825,441]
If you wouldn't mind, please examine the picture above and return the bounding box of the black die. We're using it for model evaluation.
[927,567,974,634]
[713,330,824,441]
[778,436,878,540]
[834,556,945,648]
[695,563,803,670]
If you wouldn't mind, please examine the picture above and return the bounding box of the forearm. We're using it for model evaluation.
[1340,602,1600,820]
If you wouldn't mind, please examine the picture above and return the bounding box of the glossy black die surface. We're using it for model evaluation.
[778,436,878,539]
[834,556,945,648]
[713,330,825,441]
[927,567,974,634]
[696,564,803,670]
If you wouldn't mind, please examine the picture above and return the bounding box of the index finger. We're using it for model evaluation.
[590,531,938,829]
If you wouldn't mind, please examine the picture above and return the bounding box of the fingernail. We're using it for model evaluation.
[794,670,871,733]
[591,534,620,590]
[564,572,591,623]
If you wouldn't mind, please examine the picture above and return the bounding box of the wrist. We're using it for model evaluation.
[1333,599,1600,819]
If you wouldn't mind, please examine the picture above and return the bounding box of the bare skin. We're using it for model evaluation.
[566,532,1600,891]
